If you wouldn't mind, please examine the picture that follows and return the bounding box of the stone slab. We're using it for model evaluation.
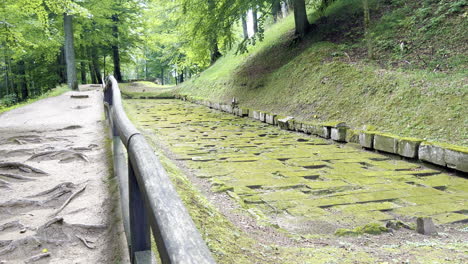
[359,131,375,149]
[419,142,445,166]
[398,138,423,158]
[331,127,347,142]
[265,113,276,125]
[373,133,398,154]
[277,116,294,130]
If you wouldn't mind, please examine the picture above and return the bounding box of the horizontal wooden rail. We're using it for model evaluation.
[103,76,215,264]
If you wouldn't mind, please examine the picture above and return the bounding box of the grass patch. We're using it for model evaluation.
[178,0,467,145]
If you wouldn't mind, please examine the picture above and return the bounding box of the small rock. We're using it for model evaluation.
[20,228,26,233]
[416,217,438,235]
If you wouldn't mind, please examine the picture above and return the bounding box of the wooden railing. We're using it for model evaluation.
[103,76,215,264]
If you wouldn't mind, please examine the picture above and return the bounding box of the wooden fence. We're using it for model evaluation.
[103,76,215,264]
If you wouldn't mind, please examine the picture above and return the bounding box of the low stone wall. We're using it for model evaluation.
[175,94,468,174]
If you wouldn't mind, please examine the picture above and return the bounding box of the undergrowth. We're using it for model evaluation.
[177,0,467,145]
[0,85,70,114]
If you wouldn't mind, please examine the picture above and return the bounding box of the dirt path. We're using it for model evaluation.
[0,85,128,263]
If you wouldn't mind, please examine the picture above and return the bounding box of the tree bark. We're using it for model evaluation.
[57,47,66,84]
[63,14,78,90]
[252,8,258,34]
[79,45,87,84]
[160,67,164,85]
[17,60,28,100]
[241,14,248,39]
[91,47,102,83]
[363,0,373,59]
[293,0,310,37]
[111,15,123,82]
[272,0,282,23]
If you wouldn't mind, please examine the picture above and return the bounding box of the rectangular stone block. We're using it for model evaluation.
[331,127,347,142]
[259,112,266,122]
[345,129,359,144]
[238,108,249,117]
[252,110,261,121]
[359,131,375,149]
[265,113,276,125]
[278,116,294,130]
[419,142,468,172]
[419,142,445,166]
[212,103,220,110]
[321,127,331,139]
[301,122,312,134]
[292,120,303,132]
[373,133,399,154]
[444,148,468,172]
[398,137,423,158]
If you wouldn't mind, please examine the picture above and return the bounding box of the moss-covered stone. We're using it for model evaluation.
[359,131,376,149]
[373,132,399,154]
[398,137,424,158]
[335,223,389,236]
[331,127,347,142]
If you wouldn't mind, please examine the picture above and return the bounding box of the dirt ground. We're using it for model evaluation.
[0,85,128,263]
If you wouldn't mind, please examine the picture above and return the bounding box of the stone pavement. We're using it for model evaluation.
[129,99,467,234]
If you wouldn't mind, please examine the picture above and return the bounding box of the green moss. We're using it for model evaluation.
[422,141,468,153]
[335,223,389,236]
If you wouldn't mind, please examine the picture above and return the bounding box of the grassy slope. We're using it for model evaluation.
[178,0,468,146]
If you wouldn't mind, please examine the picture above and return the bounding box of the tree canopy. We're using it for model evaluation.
[1,0,335,102]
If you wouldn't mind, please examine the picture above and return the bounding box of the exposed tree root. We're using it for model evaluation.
[0,221,25,232]
[0,162,47,174]
[27,182,75,198]
[0,199,41,208]
[24,252,51,263]
[75,234,95,249]
[27,150,89,163]
[8,135,42,145]
[50,185,87,217]
[57,125,82,131]
[70,94,89,99]
[0,179,10,189]
[70,223,107,230]
[0,173,35,181]
[42,217,64,229]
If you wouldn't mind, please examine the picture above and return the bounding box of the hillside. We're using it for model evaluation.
[178,0,468,146]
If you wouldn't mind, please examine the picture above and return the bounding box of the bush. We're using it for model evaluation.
[0,94,18,107]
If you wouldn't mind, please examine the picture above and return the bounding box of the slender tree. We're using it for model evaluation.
[63,13,78,90]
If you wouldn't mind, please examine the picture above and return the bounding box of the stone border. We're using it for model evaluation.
[175,94,468,173]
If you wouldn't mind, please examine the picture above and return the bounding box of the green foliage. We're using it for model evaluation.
[0,94,18,107]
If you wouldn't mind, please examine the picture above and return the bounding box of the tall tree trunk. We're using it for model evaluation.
[241,14,248,39]
[293,0,310,37]
[57,47,67,84]
[282,1,290,17]
[363,0,373,59]
[3,52,10,95]
[91,47,102,83]
[179,71,184,83]
[79,45,87,84]
[210,42,222,65]
[160,67,164,85]
[252,8,258,34]
[111,15,123,82]
[63,14,78,90]
[272,0,282,23]
[17,60,28,100]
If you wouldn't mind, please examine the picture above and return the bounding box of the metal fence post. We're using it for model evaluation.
[128,157,151,263]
